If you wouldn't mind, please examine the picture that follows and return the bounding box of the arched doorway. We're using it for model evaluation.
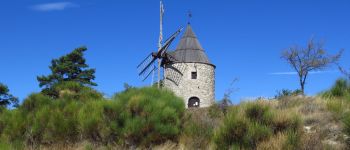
[188,97,200,108]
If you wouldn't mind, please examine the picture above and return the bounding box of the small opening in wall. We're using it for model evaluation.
[191,72,197,79]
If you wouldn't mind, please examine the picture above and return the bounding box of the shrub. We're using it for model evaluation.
[326,99,345,119]
[54,81,103,101]
[181,119,213,148]
[275,89,303,99]
[0,86,102,146]
[29,105,51,143]
[245,102,273,124]
[330,79,349,97]
[20,93,52,113]
[0,109,27,142]
[322,78,350,98]
[0,86,187,148]
[274,112,301,134]
[208,103,224,118]
[284,130,302,149]
[257,133,286,150]
[343,112,350,142]
[180,107,223,149]
[246,123,272,147]
[277,96,306,109]
[78,101,109,142]
[114,87,185,147]
[213,109,249,149]
[214,101,303,149]
[257,130,302,150]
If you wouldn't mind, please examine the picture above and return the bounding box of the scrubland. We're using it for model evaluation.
[1,80,350,150]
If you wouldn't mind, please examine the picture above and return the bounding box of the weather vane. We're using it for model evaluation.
[187,10,192,24]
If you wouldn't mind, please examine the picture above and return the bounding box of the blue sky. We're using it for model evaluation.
[0,0,349,103]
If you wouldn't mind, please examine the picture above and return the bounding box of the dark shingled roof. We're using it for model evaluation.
[169,24,214,67]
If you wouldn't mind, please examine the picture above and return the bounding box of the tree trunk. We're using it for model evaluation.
[299,75,305,95]
[300,73,308,95]
[300,82,305,95]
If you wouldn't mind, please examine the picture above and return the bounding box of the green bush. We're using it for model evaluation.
[0,86,184,148]
[180,107,223,149]
[331,79,349,97]
[214,109,250,149]
[213,101,302,149]
[271,111,302,134]
[54,81,103,101]
[78,101,108,142]
[0,109,27,142]
[114,87,185,146]
[275,89,303,99]
[20,93,52,113]
[245,102,273,124]
[322,78,350,98]
[326,99,345,119]
[181,119,213,147]
[284,130,302,149]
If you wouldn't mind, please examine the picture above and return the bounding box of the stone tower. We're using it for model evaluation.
[164,24,215,108]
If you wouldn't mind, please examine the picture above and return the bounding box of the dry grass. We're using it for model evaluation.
[272,96,348,149]
[257,133,287,150]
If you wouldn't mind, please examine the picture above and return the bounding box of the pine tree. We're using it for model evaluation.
[37,46,97,97]
[0,83,18,107]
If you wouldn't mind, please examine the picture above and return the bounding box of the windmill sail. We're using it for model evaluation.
[165,63,187,86]
[137,53,157,81]
[137,27,183,82]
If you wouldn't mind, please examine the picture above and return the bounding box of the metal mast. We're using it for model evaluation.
[157,0,164,88]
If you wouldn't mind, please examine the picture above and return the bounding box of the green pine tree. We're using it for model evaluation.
[37,46,97,97]
[0,83,18,107]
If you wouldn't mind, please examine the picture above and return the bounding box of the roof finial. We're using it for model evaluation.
[187,10,192,24]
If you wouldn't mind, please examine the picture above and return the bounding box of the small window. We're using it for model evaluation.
[191,72,197,79]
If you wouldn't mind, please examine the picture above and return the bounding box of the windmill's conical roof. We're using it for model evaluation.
[170,24,214,66]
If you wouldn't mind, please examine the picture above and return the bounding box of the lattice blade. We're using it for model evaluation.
[141,64,157,81]
[137,53,157,80]
[166,63,188,86]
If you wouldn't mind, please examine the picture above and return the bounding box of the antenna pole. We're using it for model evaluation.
[158,0,164,88]
[151,65,155,86]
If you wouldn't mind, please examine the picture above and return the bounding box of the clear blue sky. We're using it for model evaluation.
[1,0,349,103]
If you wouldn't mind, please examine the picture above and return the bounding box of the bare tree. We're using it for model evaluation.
[220,78,239,115]
[281,38,343,94]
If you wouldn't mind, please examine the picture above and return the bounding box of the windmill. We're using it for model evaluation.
[137,27,186,86]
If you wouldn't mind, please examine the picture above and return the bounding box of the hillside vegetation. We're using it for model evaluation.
[0,83,184,149]
[0,79,350,149]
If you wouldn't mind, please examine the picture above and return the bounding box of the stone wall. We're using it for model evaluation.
[164,63,215,108]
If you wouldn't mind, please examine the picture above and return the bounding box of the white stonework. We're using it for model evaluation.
[164,63,215,108]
